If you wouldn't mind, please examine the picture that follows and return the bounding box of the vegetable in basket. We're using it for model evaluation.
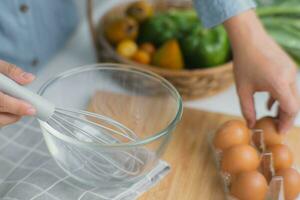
[180,25,230,68]
[165,9,199,35]
[152,39,184,70]
[138,9,230,68]
[138,10,199,47]
[138,13,178,46]
[126,0,153,22]
[105,17,138,44]
[256,0,300,65]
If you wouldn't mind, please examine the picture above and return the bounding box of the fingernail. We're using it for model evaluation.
[21,72,35,80]
[26,107,36,115]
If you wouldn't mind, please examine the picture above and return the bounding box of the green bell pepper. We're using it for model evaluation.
[138,10,200,46]
[138,13,178,46]
[165,10,199,35]
[180,25,231,68]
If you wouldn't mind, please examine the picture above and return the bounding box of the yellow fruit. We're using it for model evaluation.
[116,39,138,58]
[105,17,138,44]
[132,50,151,64]
[152,39,184,70]
[126,1,153,22]
[139,42,155,56]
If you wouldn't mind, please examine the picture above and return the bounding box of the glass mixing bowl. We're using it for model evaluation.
[38,63,182,187]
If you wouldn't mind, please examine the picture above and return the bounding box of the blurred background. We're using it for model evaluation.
[30,0,300,125]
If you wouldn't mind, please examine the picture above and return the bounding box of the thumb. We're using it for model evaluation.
[237,86,256,128]
[0,60,35,85]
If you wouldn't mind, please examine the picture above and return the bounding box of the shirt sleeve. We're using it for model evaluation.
[0,0,79,74]
[193,0,257,28]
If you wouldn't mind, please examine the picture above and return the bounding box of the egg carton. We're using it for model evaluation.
[209,129,300,200]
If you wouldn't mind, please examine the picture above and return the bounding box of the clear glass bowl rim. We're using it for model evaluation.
[37,63,183,148]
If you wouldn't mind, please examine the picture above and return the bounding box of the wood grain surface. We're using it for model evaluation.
[140,108,300,200]
[88,91,300,200]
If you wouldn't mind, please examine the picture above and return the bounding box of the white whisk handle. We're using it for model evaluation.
[0,74,55,121]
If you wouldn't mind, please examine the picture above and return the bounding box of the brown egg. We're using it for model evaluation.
[221,144,260,175]
[213,120,250,151]
[230,171,268,200]
[276,168,300,200]
[254,117,284,147]
[267,144,293,170]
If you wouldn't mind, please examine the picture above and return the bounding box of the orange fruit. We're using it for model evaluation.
[139,42,155,55]
[132,50,150,64]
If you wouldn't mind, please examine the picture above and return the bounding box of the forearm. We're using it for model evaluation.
[223,10,267,51]
[223,11,298,133]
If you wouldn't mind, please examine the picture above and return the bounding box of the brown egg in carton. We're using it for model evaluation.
[209,119,300,200]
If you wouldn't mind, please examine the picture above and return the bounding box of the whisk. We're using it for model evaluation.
[0,74,151,183]
[0,74,135,142]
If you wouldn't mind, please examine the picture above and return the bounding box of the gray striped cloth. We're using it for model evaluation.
[0,117,170,200]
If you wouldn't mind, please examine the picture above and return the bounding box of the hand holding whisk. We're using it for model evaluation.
[0,73,136,143]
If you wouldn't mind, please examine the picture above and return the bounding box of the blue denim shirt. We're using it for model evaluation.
[0,0,78,74]
[194,0,257,28]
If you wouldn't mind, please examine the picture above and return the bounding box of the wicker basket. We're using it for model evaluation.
[87,0,234,100]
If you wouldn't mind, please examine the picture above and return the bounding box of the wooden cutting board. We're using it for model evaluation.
[140,107,300,200]
[88,91,300,200]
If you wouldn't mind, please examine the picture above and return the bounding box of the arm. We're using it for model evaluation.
[224,10,299,133]
[194,1,299,133]
[0,60,36,127]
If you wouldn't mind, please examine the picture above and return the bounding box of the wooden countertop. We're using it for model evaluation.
[140,108,300,200]
[88,91,300,200]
